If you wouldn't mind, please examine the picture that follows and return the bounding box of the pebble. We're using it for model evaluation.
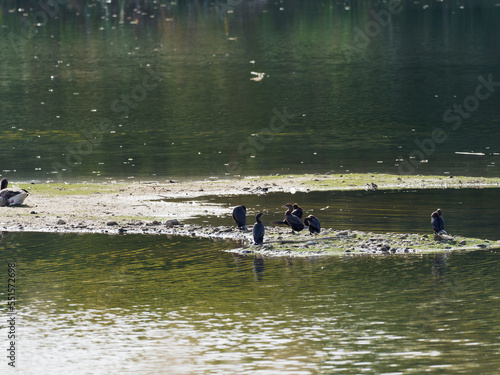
[166,219,181,227]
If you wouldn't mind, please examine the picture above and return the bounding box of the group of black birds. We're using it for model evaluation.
[232,203,321,246]
[233,203,448,246]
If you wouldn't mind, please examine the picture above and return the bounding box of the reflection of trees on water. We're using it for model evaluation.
[3,0,497,20]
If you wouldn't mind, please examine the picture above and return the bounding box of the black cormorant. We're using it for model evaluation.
[431,209,446,234]
[232,205,247,230]
[292,203,303,219]
[283,203,305,233]
[304,215,321,234]
[272,203,302,226]
[0,178,29,207]
[252,213,265,245]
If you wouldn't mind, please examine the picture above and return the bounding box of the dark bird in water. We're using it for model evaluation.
[292,203,303,219]
[232,205,247,230]
[304,215,321,234]
[252,213,265,245]
[0,178,29,207]
[283,203,305,233]
[431,208,446,234]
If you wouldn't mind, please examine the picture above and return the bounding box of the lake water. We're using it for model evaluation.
[1,1,499,180]
[1,1,500,373]
[1,231,500,374]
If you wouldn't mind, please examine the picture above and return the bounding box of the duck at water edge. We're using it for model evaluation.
[0,178,29,207]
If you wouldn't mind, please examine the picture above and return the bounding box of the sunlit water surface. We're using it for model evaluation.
[1,232,500,374]
[1,2,500,373]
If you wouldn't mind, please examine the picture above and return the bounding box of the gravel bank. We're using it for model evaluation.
[0,174,498,256]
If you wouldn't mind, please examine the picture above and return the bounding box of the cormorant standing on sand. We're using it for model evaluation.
[304,215,321,234]
[252,213,265,245]
[283,203,305,233]
[232,205,247,230]
[431,209,446,234]
[272,203,303,226]
[292,203,303,219]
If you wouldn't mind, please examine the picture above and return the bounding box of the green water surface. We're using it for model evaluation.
[1,231,500,374]
[1,1,499,180]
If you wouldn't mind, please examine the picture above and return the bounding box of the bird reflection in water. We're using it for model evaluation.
[431,254,447,277]
[253,254,265,281]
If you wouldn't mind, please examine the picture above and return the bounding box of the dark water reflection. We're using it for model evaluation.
[1,2,499,180]
[1,232,500,373]
[184,187,500,240]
